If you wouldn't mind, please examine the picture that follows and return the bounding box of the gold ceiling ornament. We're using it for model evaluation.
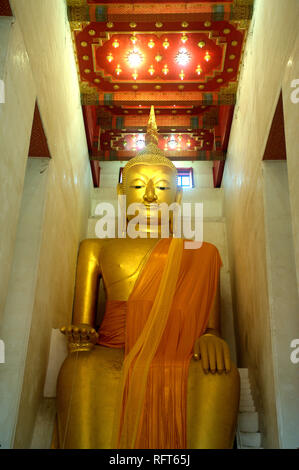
[155,85,162,90]
[107,22,114,29]
[148,39,155,49]
[178,85,184,90]
[155,22,163,28]
[155,54,163,62]
[217,78,224,83]
[113,84,120,90]
[227,68,234,73]
[94,78,100,84]
[84,68,91,74]
[132,85,139,90]
[181,33,188,44]
[80,81,98,95]
[88,29,96,36]
[198,84,205,89]
[219,81,238,94]
[204,21,211,27]
[229,54,236,60]
[83,55,89,61]
[130,34,137,45]
[198,41,206,48]
[162,64,169,75]
[130,22,137,28]
[163,38,170,49]
[231,40,238,46]
[70,21,89,31]
[67,0,87,5]
[81,41,88,47]
[223,29,231,34]
[181,22,189,28]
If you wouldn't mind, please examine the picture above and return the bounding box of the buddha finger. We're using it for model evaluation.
[66,326,73,338]
[207,342,216,374]
[215,343,224,374]
[223,342,231,373]
[81,328,88,340]
[199,340,209,373]
[193,338,200,360]
[60,326,66,335]
[73,327,80,341]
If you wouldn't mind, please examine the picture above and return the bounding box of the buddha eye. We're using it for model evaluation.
[157,186,170,191]
[130,185,144,189]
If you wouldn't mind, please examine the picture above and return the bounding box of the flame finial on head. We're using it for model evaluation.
[121,106,176,188]
[145,105,159,145]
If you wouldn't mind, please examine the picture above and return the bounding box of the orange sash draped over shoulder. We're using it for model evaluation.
[98,239,222,449]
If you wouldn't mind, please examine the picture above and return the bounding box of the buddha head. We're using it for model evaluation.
[117,107,182,225]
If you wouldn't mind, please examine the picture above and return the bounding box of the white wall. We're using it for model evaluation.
[0,0,93,448]
[222,0,299,448]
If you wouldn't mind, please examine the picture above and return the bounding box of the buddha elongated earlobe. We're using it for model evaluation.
[117,183,124,196]
[175,187,183,205]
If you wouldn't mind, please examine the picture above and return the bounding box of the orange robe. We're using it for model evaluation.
[98,239,222,449]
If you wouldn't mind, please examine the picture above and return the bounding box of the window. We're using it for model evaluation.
[177,168,194,189]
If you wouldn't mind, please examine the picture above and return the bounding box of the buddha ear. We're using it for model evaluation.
[117,183,124,196]
[175,187,183,205]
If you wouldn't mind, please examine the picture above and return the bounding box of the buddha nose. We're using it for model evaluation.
[143,179,157,203]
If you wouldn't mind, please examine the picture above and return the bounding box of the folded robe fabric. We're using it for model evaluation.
[98,238,222,448]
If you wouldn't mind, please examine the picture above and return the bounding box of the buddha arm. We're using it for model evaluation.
[72,239,102,327]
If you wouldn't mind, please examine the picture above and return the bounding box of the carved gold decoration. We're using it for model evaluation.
[181,22,189,28]
[107,22,114,29]
[89,30,96,36]
[70,21,89,32]
[80,81,97,95]
[130,22,137,28]
[231,40,238,46]
[229,54,236,60]
[155,22,163,28]
[204,21,211,27]
[67,0,87,6]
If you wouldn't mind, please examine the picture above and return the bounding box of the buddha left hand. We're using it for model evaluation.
[193,332,231,374]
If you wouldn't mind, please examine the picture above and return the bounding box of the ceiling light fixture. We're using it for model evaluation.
[175,48,191,67]
[126,47,144,68]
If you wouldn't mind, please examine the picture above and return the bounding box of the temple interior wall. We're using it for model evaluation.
[0,0,92,449]
[222,0,299,449]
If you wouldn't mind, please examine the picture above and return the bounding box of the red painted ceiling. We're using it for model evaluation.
[67,0,253,186]
[0,0,13,16]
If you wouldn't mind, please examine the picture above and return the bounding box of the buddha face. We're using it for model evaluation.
[118,163,182,230]
[121,163,180,206]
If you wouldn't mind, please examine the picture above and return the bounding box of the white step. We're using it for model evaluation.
[239,432,262,448]
[238,412,259,433]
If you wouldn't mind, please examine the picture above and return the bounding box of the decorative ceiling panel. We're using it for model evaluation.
[67,0,253,181]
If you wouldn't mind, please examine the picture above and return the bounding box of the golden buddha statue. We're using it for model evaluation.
[55,107,240,449]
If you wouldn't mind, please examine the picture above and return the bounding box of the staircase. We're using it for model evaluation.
[237,368,263,449]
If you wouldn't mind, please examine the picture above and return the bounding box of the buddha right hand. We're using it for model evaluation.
[60,324,99,353]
